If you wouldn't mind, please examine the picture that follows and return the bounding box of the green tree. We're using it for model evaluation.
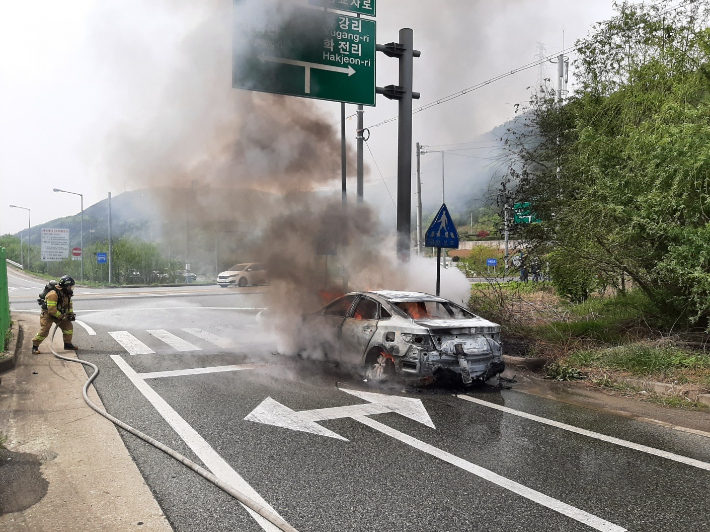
[506,0,710,327]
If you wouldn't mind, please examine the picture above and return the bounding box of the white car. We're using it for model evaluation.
[301,290,505,385]
[217,263,267,287]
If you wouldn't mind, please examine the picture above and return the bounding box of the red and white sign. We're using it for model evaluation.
[72,247,82,257]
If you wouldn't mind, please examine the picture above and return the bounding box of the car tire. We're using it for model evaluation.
[365,349,395,382]
[238,277,248,287]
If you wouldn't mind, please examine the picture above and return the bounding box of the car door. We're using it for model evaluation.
[339,296,379,362]
[312,295,358,358]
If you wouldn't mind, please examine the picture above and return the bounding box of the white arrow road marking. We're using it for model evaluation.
[354,415,625,532]
[109,331,155,355]
[258,55,355,93]
[245,391,435,441]
[245,391,625,532]
[111,355,287,532]
[75,320,96,336]
[458,395,710,471]
[139,364,260,380]
[182,328,234,349]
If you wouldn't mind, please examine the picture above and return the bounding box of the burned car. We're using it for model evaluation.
[302,290,504,385]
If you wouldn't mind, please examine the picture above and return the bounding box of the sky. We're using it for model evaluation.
[0,0,619,236]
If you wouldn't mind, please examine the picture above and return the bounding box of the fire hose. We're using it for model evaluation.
[48,325,299,532]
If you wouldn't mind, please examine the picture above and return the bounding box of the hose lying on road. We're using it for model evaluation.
[48,325,298,532]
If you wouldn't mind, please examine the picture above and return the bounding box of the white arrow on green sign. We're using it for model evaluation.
[233,1,376,106]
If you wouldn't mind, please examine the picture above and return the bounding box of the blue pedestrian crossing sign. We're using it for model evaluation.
[425,204,459,249]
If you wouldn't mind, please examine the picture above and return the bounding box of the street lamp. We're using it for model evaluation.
[419,148,446,203]
[53,188,83,281]
[9,205,31,270]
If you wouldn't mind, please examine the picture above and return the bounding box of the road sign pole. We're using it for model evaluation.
[108,192,113,285]
[436,247,441,296]
[341,102,347,206]
[416,142,423,254]
[357,104,364,204]
[396,28,414,261]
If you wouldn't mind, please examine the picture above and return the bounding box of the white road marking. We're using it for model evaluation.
[182,328,234,348]
[355,415,626,532]
[139,364,259,380]
[147,329,202,352]
[457,395,710,472]
[108,331,155,355]
[245,391,436,441]
[110,355,286,532]
[75,320,96,336]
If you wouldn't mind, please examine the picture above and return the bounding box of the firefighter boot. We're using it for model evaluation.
[64,343,79,351]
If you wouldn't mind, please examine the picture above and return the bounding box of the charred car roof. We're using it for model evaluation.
[368,290,449,302]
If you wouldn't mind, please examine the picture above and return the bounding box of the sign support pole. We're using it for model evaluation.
[357,105,364,203]
[436,247,441,296]
[396,28,414,262]
[108,192,113,285]
[341,102,347,206]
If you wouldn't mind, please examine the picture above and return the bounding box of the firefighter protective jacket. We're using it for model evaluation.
[44,289,73,319]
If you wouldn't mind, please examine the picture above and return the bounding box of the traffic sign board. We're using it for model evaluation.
[233,2,376,105]
[97,252,107,264]
[487,258,497,267]
[425,204,459,248]
[513,202,541,224]
[308,0,376,17]
[72,247,82,257]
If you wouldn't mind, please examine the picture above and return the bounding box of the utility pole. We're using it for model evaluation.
[376,29,420,261]
[415,142,423,254]
[108,192,113,284]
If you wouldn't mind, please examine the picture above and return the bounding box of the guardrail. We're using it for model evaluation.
[6,258,23,270]
[0,249,11,350]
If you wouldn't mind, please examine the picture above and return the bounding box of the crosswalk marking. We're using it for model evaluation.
[146,329,201,352]
[139,364,260,380]
[109,331,155,355]
[182,328,234,349]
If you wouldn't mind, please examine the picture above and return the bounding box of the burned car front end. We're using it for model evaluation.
[370,291,504,385]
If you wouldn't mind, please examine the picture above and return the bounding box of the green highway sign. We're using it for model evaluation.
[513,202,541,224]
[308,0,376,17]
[233,2,376,106]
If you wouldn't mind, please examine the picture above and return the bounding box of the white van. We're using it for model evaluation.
[217,263,267,287]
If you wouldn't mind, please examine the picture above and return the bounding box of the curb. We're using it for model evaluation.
[502,355,546,371]
[620,377,710,404]
[0,317,21,374]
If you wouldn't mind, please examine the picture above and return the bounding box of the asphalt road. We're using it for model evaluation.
[9,273,710,532]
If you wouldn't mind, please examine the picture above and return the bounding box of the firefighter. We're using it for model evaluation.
[32,275,78,354]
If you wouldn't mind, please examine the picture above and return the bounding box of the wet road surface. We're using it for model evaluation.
[9,279,710,531]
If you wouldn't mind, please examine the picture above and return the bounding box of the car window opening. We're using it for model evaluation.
[395,301,472,320]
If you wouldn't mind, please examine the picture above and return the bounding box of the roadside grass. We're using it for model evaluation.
[470,282,710,407]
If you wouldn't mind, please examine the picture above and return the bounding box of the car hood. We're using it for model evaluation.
[219,270,244,276]
[413,317,500,332]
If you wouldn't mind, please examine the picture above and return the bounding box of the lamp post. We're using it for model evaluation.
[9,205,31,270]
[419,149,446,203]
[53,188,83,281]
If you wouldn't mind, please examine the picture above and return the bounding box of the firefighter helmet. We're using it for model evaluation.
[58,275,75,288]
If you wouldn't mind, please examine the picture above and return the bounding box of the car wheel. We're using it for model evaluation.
[238,277,248,287]
[365,349,395,382]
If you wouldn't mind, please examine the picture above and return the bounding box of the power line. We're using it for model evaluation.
[364,139,396,208]
[368,45,578,129]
